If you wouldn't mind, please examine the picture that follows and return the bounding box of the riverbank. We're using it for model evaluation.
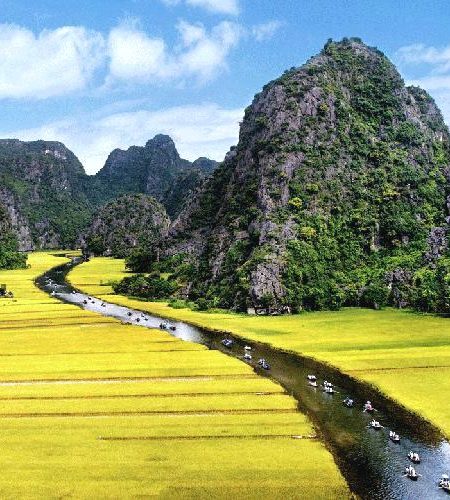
[0,252,349,498]
[69,256,450,439]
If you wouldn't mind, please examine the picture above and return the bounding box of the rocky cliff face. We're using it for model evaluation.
[95,134,217,213]
[168,38,450,312]
[0,140,93,249]
[82,194,170,258]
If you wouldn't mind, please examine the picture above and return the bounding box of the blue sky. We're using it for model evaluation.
[0,0,449,173]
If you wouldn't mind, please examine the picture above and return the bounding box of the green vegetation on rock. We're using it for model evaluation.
[83,194,170,258]
[0,203,27,269]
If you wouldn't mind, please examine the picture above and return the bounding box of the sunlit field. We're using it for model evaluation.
[71,256,450,438]
[0,253,348,498]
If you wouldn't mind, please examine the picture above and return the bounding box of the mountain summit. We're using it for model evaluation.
[95,134,217,216]
[167,38,450,312]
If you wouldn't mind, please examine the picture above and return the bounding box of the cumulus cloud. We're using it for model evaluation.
[0,24,105,99]
[251,21,283,42]
[108,24,170,81]
[107,20,241,83]
[4,103,243,173]
[396,43,450,74]
[162,0,240,15]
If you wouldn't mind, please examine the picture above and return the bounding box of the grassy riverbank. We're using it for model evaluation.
[0,252,348,498]
[70,256,450,438]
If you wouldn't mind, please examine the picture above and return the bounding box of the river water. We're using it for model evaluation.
[36,258,450,499]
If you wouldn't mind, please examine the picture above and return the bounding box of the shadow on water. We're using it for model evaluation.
[36,257,450,500]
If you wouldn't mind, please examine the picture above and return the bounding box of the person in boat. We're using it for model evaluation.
[364,401,374,412]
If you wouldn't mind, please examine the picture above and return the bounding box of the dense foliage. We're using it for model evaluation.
[112,274,178,299]
[83,194,170,258]
[0,205,27,269]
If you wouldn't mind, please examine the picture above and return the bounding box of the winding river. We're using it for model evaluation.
[36,258,450,499]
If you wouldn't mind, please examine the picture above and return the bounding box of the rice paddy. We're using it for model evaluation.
[0,252,349,498]
[70,256,450,439]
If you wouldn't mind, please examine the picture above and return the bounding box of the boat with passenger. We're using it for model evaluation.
[370,419,382,430]
[363,401,375,413]
[407,452,420,464]
[405,465,419,481]
[343,397,354,408]
[389,431,400,443]
[439,474,450,492]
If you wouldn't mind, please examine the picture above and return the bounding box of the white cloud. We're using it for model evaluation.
[4,103,243,173]
[107,20,241,84]
[162,0,240,15]
[0,24,105,99]
[407,75,450,91]
[0,18,242,99]
[396,43,450,74]
[251,21,283,42]
[108,24,170,81]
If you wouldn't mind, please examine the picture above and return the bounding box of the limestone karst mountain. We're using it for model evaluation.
[165,38,450,312]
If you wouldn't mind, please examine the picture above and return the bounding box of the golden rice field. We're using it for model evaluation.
[0,252,349,499]
[70,256,450,438]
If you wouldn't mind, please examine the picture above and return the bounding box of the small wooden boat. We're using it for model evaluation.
[389,431,400,443]
[363,401,375,413]
[439,474,450,491]
[407,452,420,464]
[370,419,382,430]
[405,466,419,480]
[258,359,270,370]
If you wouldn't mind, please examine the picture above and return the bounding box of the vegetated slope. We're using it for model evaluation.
[0,202,27,269]
[82,194,170,258]
[167,37,450,313]
[0,140,93,249]
[95,134,217,215]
